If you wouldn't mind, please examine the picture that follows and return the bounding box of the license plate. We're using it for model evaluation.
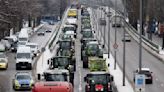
[21,66,26,68]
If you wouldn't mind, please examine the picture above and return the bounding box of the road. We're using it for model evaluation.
[91,4,164,92]
[0,24,56,92]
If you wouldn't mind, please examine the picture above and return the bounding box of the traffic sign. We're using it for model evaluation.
[135,74,145,92]
[113,43,118,49]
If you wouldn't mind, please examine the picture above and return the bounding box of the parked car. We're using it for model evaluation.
[0,53,8,70]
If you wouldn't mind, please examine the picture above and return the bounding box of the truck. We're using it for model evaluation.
[84,72,114,92]
[67,9,77,18]
[18,28,29,46]
[47,56,75,84]
[32,81,73,92]
[82,41,103,68]
[16,46,33,70]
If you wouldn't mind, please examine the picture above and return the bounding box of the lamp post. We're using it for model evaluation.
[103,8,106,48]
[114,0,117,70]
[106,9,111,58]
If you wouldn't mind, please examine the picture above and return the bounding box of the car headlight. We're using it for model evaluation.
[30,80,34,87]
[15,80,20,87]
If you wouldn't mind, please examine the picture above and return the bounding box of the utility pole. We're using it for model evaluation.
[107,7,111,58]
[122,0,126,86]
[114,0,117,70]
[139,0,143,72]
[103,9,106,48]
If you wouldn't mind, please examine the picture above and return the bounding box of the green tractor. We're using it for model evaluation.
[57,49,76,71]
[82,41,103,68]
[57,39,75,51]
[47,56,76,84]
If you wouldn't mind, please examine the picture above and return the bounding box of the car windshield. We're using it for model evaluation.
[17,53,30,59]
[87,44,99,51]
[60,50,71,56]
[82,30,93,38]
[60,41,71,48]
[64,27,75,31]
[16,74,31,80]
[53,58,69,67]
[88,74,108,84]
[19,38,27,42]
[45,74,67,81]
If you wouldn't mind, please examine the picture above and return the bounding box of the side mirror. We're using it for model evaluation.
[93,30,95,33]
[47,60,50,64]
[110,76,114,82]
[31,83,34,87]
[108,63,110,67]
[56,41,59,44]
[84,76,87,82]
[74,35,77,38]
[69,65,74,72]
[102,44,105,48]
[37,74,41,80]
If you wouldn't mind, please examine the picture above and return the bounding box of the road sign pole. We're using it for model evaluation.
[139,0,143,72]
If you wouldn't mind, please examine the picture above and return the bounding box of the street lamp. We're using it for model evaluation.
[106,9,112,58]
[102,8,106,48]
[114,0,117,70]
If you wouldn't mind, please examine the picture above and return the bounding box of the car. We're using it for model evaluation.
[0,39,11,50]
[133,68,153,84]
[45,29,52,33]
[11,42,18,52]
[37,29,45,36]
[0,53,8,70]
[122,33,131,42]
[13,72,34,90]
[0,43,5,52]
[26,42,39,57]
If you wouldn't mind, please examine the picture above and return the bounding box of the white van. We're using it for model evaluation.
[18,28,29,46]
[16,46,32,70]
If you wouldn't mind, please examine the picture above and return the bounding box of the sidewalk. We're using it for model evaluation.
[103,54,134,92]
